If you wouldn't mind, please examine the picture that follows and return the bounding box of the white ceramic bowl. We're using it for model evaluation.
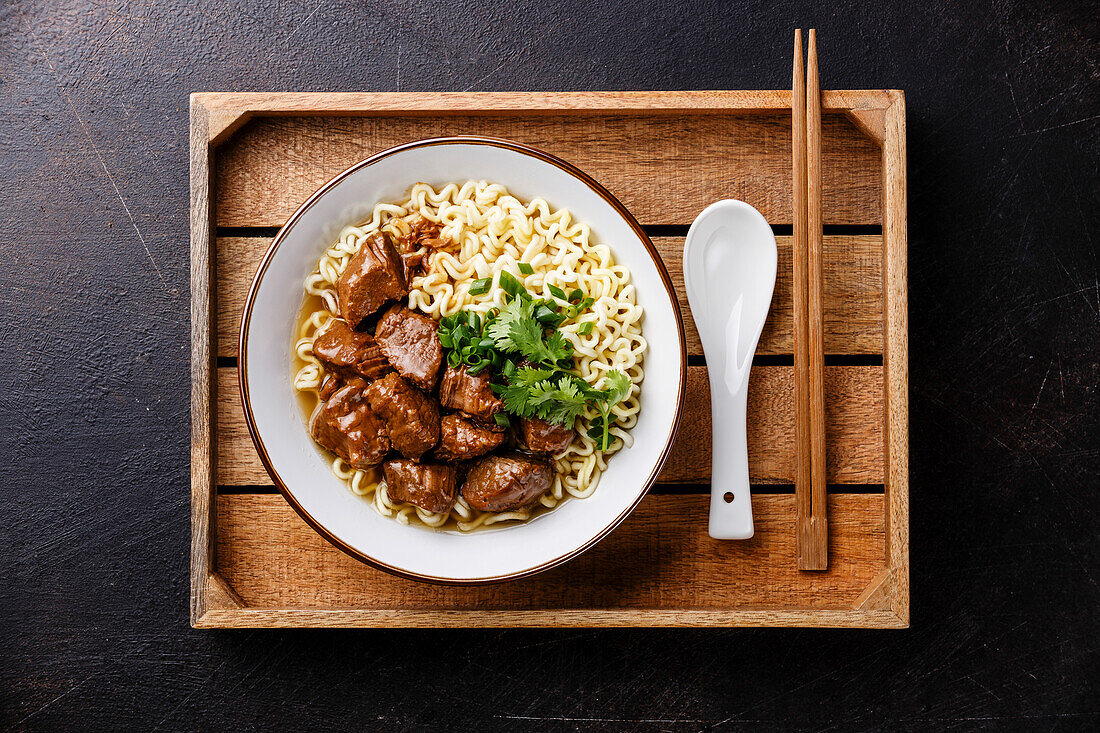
[239,137,686,583]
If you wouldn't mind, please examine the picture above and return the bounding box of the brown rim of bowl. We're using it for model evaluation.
[237,135,687,585]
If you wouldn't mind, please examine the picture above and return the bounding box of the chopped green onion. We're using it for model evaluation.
[469,277,492,296]
[547,283,566,300]
[438,331,454,348]
[498,270,525,298]
[568,288,584,303]
[493,412,511,427]
[448,352,461,368]
[534,304,561,326]
[577,296,595,311]
[577,321,594,336]
[518,262,534,275]
[478,337,496,350]
[502,360,516,379]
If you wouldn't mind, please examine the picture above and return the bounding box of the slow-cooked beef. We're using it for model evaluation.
[461,453,553,512]
[517,416,575,454]
[383,458,457,514]
[337,231,408,328]
[398,217,449,251]
[439,364,503,420]
[312,319,392,381]
[395,218,447,281]
[435,414,505,462]
[374,305,443,390]
[309,379,390,468]
[365,372,440,460]
[319,373,341,401]
[401,251,426,282]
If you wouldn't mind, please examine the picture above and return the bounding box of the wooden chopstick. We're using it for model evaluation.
[793,29,829,570]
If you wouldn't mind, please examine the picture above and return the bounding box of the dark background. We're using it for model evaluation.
[2,0,1097,730]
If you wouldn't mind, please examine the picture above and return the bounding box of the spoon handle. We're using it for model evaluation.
[707,377,754,539]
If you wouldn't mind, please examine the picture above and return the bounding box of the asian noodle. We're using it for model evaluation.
[292,181,646,530]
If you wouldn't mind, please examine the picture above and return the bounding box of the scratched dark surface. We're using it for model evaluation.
[2,0,1098,730]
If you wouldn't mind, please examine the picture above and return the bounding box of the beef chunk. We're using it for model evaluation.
[319,373,341,401]
[365,372,440,460]
[374,305,443,391]
[461,453,554,512]
[516,416,575,454]
[312,319,392,381]
[337,231,408,328]
[309,378,390,469]
[383,458,457,514]
[439,364,503,420]
[435,414,505,462]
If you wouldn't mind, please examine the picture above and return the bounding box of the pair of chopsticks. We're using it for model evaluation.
[792,29,828,571]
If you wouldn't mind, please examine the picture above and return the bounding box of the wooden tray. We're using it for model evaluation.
[190,91,908,628]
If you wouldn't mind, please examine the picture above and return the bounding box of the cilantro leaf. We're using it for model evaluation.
[492,367,588,426]
[505,315,547,359]
[486,297,534,348]
[543,329,573,363]
[602,370,632,406]
[511,366,554,385]
[487,296,571,367]
[589,370,632,450]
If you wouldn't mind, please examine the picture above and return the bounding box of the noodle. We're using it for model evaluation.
[293,181,647,531]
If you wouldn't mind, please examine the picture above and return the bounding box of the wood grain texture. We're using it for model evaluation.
[882,92,910,624]
[214,235,884,358]
[209,493,887,624]
[216,364,884,486]
[797,30,830,570]
[213,112,882,227]
[189,97,215,625]
[195,607,906,628]
[195,89,895,116]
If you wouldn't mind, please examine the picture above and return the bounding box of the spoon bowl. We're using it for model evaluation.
[683,200,778,539]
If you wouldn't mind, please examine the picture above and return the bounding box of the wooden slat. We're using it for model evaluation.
[196,607,905,628]
[215,493,885,614]
[195,89,893,116]
[883,92,910,624]
[215,235,883,358]
[214,113,882,228]
[189,97,216,625]
[217,364,883,486]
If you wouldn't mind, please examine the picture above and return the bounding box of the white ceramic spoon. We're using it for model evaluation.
[683,200,778,539]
